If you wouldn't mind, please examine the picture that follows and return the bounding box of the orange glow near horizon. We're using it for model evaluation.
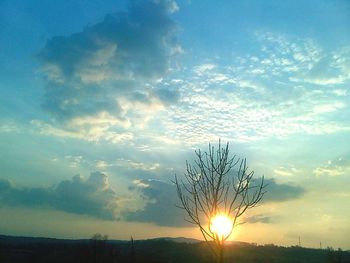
[210,214,234,241]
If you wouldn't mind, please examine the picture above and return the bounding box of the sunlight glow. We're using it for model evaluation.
[210,214,233,240]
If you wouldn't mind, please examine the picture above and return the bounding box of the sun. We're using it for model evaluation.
[210,214,233,240]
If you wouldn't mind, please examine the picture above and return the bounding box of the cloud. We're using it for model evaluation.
[31,119,134,143]
[303,58,346,85]
[115,158,161,171]
[0,172,119,220]
[38,0,180,126]
[245,214,273,224]
[273,165,301,177]
[313,156,350,177]
[92,158,169,182]
[301,48,350,85]
[158,34,350,145]
[161,79,350,145]
[0,122,20,133]
[0,173,305,226]
[126,179,190,227]
[35,26,350,146]
[262,178,305,203]
[254,32,350,87]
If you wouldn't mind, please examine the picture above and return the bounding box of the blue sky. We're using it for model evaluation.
[0,0,350,249]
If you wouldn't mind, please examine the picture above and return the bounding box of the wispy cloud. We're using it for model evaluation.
[0,122,20,133]
[158,33,350,145]
[274,165,301,177]
[295,47,350,85]
[93,158,162,172]
[314,156,350,177]
[245,214,273,224]
[31,119,134,144]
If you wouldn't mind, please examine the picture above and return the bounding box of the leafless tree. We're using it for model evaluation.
[174,140,267,263]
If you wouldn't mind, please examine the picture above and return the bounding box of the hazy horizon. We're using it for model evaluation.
[1,0,349,250]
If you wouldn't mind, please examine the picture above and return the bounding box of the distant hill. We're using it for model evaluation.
[0,234,349,263]
[148,237,200,244]
[0,234,200,244]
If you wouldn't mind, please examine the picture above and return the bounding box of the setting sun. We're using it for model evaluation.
[210,214,234,240]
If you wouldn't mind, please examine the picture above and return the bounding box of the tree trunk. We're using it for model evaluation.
[218,244,224,263]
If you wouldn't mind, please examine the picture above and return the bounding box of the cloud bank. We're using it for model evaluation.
[0,175,305,226]
[127,179,189,227]
[262,178,305,202]
[0,172,118,220]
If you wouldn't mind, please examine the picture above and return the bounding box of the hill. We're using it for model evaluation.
[0,234,349,263]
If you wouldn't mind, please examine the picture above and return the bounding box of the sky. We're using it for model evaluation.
[0,0,350,249]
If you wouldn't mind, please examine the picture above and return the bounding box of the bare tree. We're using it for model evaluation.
[174,140,267,263]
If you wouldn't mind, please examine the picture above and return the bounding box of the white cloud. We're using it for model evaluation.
[31,119,134,144]
[0,122,20,133]
[132,179,150,188]
[313,157,350,177]
[194,63,216,75]
[115,158,161,171]
[96,160,109,169]
[65,155,84,168]
[274,166,301,177]
[314,166,344,177]
[158,73,350,145]
[333,89,347,96]
[155,33,350,145]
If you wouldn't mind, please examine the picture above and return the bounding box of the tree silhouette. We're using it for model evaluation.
[174,140,267,263]
[129,236,135,263]
[90,233,108,263]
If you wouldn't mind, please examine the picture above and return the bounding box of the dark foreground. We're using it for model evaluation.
[0,235,349,263]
